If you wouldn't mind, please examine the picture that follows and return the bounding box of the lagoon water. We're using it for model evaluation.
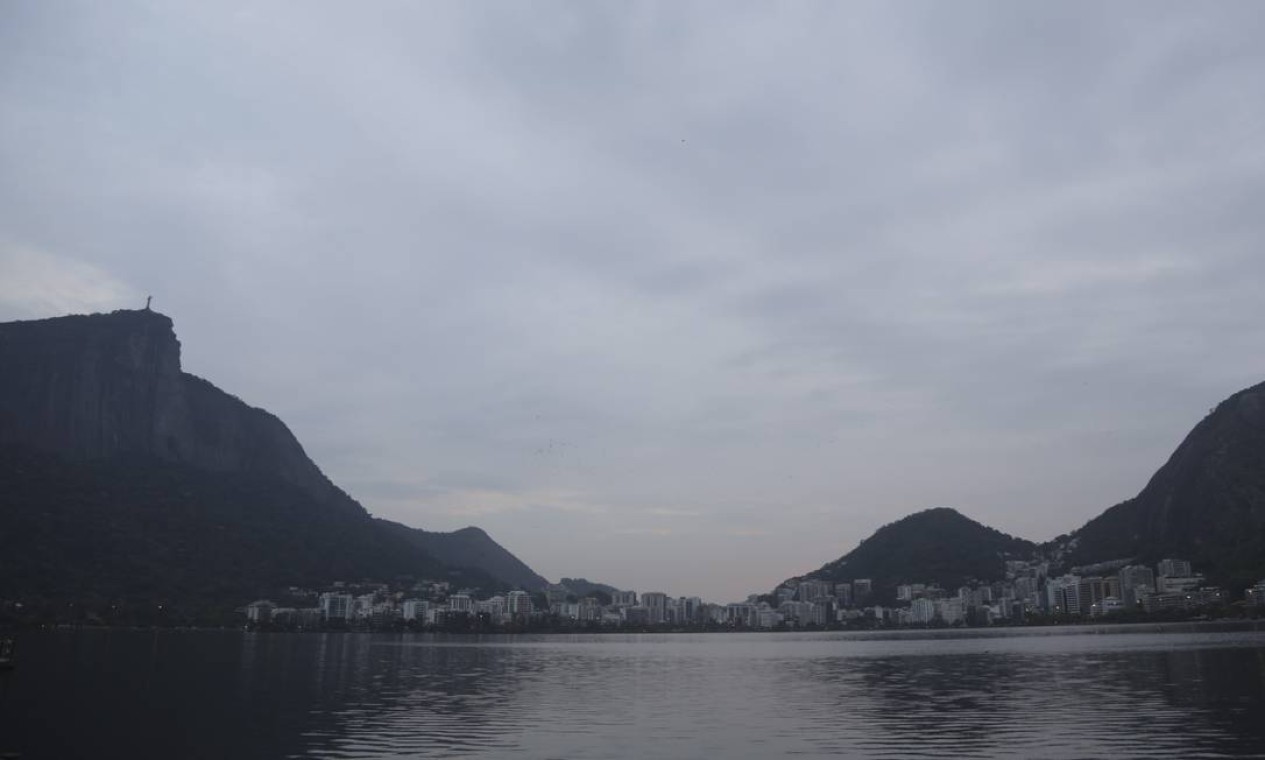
[3,626,1265,759]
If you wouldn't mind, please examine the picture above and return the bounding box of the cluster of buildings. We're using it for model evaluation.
[761,574,1016,628]
[243,580,535,628]
[1041,558,1229,617]
[243,558,1264,630]
[244,582,783,629]
[761,557,1236,628]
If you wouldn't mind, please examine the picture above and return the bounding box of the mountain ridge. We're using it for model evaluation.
[790,379,1265,600]
[0,309,550,610]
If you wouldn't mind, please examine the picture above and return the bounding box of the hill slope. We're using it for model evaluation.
[0,447,490,610]
[379,522,548,591]
[557,578,625,598]
[789,507,1035,602]
[1060,380,1265,589]
[0,309,548,613]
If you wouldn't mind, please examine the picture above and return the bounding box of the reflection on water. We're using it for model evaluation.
[3,627,1265,759]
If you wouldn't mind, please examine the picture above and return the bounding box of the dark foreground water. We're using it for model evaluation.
[3,626,1265,759]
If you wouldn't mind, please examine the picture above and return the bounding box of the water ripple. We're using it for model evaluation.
[7,627,1265,759]
[285,630,1265,759]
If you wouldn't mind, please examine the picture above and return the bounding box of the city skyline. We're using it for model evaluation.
[4,2,1265,601]
[241,552,1249,631]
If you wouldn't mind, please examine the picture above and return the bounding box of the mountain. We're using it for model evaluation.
[0,446,476,611]
[0,309,548,615]
[557,578,624,598]
[787,507,1036,602]
[379,522,548,591]
[787,380,1265,604]
[0,309,344,505]
[1057,380,1265,590]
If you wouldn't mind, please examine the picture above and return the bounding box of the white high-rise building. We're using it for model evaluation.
[726,603,758,627]
[352,594,377,620]
[319,592,353,621]
[798,580,830,601]
[1046,576,1081,615]
[910,597,936,624]
[1158,559,1193,578]
[478,596,507,619]
[578,596,601,622]
[507,590,533,616]
[641,592,668,624]
[1118,565,1156,607]
[402,599,429,621]
[611,590,637,607]
[936,598,966,625]
[245,600,276,623]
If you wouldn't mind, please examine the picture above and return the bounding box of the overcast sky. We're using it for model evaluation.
[3,2,1264,602]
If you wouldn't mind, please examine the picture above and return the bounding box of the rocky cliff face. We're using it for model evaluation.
[0,309,345,509]
[0,309,552,608]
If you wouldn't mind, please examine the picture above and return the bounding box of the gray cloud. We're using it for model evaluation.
[3,1,1264,601]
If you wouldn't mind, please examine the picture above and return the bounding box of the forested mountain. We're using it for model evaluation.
[786,507,1034,602]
